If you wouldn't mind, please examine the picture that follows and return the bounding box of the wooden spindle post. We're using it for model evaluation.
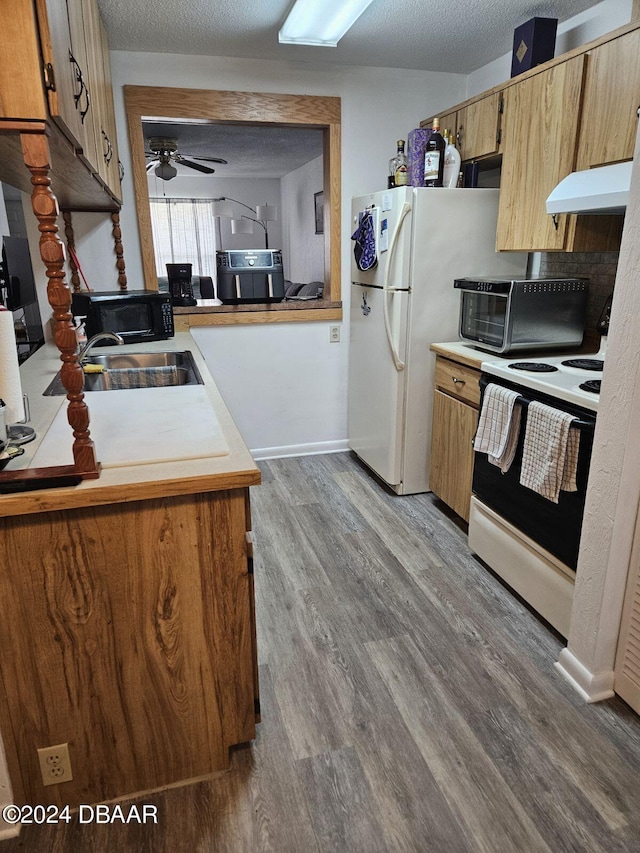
[62,210,82,292]
[20,131,100,479]
[111,212,128,291]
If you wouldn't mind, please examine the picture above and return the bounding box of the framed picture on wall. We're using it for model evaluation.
[314,191,324,234]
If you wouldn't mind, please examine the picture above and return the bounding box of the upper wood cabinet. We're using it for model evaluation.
[577,27,640,169]
[456,92,502,161]
[423,93,502,162]
[0,0,121,207]
[437,110,458,140]
[79,0,121,197]
[421,22,639,252]
[37,0,91,153]
[496,56,586,252]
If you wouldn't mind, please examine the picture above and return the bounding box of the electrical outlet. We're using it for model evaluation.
[329,325,340,343]
[37,743,73,787]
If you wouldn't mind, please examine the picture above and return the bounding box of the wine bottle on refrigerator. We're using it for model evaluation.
[443,130,461,188]
[424,118,445,187]
[389,139,408,188]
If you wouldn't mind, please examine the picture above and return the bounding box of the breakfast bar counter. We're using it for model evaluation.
[0,333,261,810]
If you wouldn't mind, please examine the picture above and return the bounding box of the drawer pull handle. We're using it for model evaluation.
[452,377,465,385]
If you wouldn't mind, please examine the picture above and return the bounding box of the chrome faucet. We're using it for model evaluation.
[78,332,125,365]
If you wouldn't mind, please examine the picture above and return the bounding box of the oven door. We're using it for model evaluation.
[459,290,511,352]
[471,374,595,570]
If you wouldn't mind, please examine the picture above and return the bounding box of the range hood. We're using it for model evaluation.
[546,161,632,215]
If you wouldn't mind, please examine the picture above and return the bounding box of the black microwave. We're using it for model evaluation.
[70,290,174,345]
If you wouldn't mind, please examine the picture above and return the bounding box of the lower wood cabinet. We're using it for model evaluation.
[429,356,481,522]
[0,487,258,807]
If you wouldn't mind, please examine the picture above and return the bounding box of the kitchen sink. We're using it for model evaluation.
[43,351,204,396]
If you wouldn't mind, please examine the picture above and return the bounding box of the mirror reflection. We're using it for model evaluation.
[143,120,326,306]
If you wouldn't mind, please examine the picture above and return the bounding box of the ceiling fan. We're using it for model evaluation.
[145,137,228,180]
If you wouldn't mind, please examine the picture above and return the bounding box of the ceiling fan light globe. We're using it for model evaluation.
[155,162,178,180]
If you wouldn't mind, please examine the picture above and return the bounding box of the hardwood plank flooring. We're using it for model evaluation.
[4,451,640,851]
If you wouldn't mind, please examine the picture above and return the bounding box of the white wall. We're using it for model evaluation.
[280,155,324,284]
[556,123,640,701]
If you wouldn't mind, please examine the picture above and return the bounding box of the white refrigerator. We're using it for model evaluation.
[348,186,527,495]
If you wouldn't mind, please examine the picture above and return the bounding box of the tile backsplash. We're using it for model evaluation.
[539,251,618,330]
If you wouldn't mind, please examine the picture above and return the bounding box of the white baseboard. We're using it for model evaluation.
[555,648,615,703]
[251,439,350,461]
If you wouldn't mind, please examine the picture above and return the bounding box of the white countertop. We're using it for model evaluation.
[0,332,260,517]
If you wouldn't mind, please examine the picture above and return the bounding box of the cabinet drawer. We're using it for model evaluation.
[434,356,481,407]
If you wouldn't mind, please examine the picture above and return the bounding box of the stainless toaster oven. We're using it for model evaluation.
[454,276,589,354]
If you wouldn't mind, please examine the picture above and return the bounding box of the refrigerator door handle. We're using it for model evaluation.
[383,201,411,371]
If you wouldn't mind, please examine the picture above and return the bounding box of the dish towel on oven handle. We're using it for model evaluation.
[473,383,522,473]
[520,401,581,503]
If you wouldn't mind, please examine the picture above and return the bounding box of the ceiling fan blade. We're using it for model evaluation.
[178,158,216,174]
[146,161,156,172]
[192,156,228,164]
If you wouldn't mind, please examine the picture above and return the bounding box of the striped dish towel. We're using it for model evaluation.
[520,401,581,503]
[473,384,522,473]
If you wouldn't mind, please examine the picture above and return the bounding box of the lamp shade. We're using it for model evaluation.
[256,204,278,221]
[231,218,253,235]
[212,200,234,218]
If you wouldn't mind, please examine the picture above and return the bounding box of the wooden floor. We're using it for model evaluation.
[4,452,640,852]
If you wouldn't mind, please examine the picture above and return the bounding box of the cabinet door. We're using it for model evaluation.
[98,12,122,199]
[457,92,502,161]
[577,29,640,169]
[496,55,586,252]
[438,110,458,139]
[79,0,121,200]
[66,0,99,170]
[429,389,477,522]
[36,0,88,150]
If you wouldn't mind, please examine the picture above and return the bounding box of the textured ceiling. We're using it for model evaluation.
[143,121,324,178]
[98,0,602,74]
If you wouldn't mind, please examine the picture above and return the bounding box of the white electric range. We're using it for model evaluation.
[468,343,604,637]
[479,349,604,412]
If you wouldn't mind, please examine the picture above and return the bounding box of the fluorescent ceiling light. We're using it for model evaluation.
[278,0,375,47]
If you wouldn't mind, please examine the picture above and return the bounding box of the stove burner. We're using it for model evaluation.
[561,358,604,371]
[579,380,601,394]
[508,362,560,373]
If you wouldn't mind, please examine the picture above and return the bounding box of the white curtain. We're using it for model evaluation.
[149,199,217,279]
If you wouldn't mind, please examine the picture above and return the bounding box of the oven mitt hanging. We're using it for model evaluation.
[351,211,378,272]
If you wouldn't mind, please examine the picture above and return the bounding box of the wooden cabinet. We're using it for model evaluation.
[0,487,259,807]
[496,56,586,252]
[456,92,503,161]
[577,28,640,169]
[423,93,502,162]
[38,0,90,153]
[79,0,121,196]
[0,0,121,207]
[421,22,639,253]
[430,356,481,522]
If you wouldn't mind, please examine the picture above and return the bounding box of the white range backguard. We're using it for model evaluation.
[348,186,528,494]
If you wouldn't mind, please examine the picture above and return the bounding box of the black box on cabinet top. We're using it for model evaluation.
[511,17,557,78]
